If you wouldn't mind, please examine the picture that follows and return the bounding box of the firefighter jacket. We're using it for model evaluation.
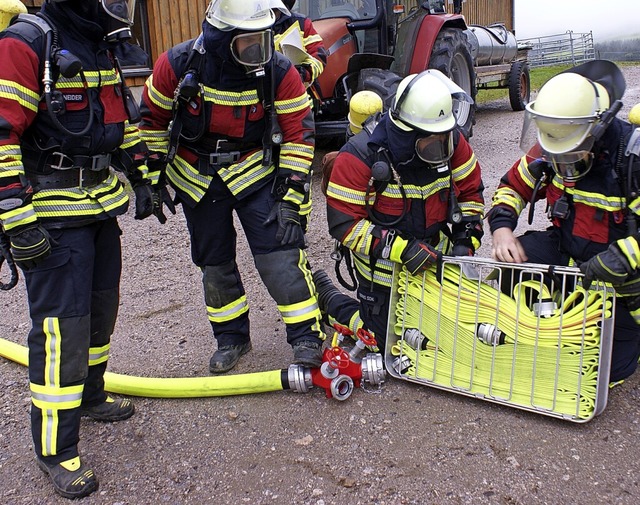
[489,118,636,262]
[273,11,327,86]
[326,113,485,288]
[0,6,148,234]
[138,25,315,210]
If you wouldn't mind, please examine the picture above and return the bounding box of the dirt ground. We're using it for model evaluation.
[1,65,640,505]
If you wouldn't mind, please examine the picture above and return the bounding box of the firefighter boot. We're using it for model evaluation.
[292,339,323,368]
[80,397,135,422]
[209,342,252,373]
[312,269,343,316]
[37,456,98,499]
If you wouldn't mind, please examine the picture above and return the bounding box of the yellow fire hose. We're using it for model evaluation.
[391,263,611,419]
[0,337,287,397]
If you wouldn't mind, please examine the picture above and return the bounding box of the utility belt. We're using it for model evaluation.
[192,140,257,176]
[26,152,112,189]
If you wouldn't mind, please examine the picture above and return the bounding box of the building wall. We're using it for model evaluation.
[20,1,514,68]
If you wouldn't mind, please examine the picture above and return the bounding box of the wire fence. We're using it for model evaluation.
[518,31,596,68]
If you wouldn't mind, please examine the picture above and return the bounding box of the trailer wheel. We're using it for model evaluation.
[508,61,530,111]
[429,28,476,139]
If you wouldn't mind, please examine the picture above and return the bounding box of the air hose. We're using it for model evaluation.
[390,263,612,419]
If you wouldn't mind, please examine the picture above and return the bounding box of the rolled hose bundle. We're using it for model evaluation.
[391,263,612,419]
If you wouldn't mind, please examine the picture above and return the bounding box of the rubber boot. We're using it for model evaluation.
[37,456,98,499]
[80,397,135,422]
[209,342,252,373]
[312,269,343,315]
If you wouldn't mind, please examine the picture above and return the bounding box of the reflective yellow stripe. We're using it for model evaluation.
[30,383,84,410]
[342,219,376,256]
[326,181,370,206]
[278,297,321,324]
[207,295,249,323]
[0,203,38,232]
[202,86,258,106]
[491,187,526,216]
[146,75,173,110]
[88,344,110,366]
[0,78,40,111]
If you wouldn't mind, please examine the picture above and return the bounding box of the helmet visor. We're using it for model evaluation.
[545,150,594,182]
[231,31,274,68]
[520,105,597,155]
[415,132,454,164]
[101,0,136,25]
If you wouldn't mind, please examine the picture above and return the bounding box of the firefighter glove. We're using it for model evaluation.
[395,237,441,276]
[133,182,154,220]
[580,236,640,287]
[151,184,176,224]
[263,200,304,246]
[8,225,52,271]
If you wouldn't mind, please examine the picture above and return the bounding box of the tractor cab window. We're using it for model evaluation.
[296,1,377,21]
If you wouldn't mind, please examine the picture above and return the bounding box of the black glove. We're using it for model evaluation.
[400,238,441,276]
[579,239,636,288]
[133,183,154,220]
[8,225,52,271]
[152,184,176,224]
[263,200,304,246]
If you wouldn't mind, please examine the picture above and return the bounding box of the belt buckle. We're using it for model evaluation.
[91,154,111,171]
[50,152,74,170]
[209,140,240,167]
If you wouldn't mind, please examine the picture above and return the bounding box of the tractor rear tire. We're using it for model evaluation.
[508,61,531,111]
[428,27,476,139]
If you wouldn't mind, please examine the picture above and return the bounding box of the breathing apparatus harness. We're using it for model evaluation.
[0,13,142,291]
[166,34,281,177]
[332,122,464,291]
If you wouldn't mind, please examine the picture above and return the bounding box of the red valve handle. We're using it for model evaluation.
[325,346,350,369]
[356,327,377,347]
[332,323,353,337]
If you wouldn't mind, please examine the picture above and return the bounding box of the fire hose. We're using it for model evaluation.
[0,325,385,400]
[390,263,612,419]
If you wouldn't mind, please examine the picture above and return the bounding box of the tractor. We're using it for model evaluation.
[298,0,530,140]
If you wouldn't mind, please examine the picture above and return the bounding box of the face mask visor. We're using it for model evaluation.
[545,149,595,183]
[415,132,454,165]
[230,30,273,70]
[101,0,135,25]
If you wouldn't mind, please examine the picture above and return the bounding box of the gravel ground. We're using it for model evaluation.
[1,65,640,505]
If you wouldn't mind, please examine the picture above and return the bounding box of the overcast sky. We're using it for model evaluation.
[513,0,640,41]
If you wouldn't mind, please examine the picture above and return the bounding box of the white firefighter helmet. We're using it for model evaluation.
[390,69,470,134]
[525,72,607,155]
[205,0,288,31]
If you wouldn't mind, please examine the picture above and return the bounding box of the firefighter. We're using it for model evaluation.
[138,0,325,373]
[314,70,485,351]
[0,0,159,499]
[273,0,327,90]
[488,60,640,384]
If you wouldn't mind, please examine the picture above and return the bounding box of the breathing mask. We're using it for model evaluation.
[230,30,274,74]
[99,0,136,43]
